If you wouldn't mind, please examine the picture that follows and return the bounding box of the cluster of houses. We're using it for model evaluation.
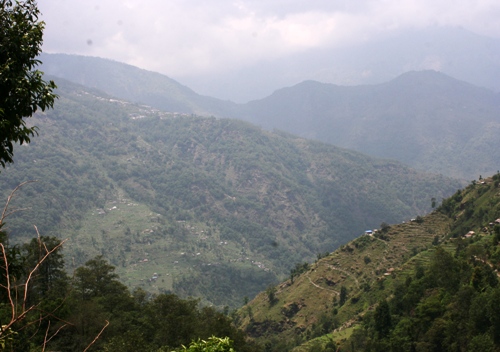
[463,218,500,238]
[364,218,500,240]
[490,218,500,227]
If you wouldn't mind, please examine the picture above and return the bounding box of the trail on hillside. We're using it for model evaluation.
[305,274,339,295]
[304,262,360,296]
[323,264,360,286]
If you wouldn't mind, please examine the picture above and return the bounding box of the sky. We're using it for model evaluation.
[39,0,500,101]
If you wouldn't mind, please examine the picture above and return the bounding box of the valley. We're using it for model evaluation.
[2,2,500,350]
[0,77,462,309]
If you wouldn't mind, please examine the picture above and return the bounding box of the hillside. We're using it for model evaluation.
[235,175,500,351]
[0,78,461,308]
[40,54,500,180]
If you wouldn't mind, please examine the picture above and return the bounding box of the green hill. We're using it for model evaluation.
[0,78,461,308]
[235,175,500,351]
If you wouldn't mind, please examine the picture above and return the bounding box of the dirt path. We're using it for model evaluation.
[304,262,359,295]
[306,274,339,295]
[333,303,378,334]
[324,264,359,286]
[473,255,500,277]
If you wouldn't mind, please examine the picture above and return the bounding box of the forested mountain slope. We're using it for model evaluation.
[0,78,461,308]
[236,175,500,351]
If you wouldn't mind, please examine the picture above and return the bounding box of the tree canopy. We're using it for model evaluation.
[0,0,56,168]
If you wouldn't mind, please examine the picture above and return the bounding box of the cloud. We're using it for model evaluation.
[39,0,500,78]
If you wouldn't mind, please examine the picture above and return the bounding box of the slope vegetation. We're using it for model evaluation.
[235,175,500,351]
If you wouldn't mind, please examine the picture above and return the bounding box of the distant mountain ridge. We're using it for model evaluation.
[39,53,239,116]
[177,26,500,102]
[39,54,500,180]
[241,71,500,179]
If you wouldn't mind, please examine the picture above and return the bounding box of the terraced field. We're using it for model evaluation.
[236,212,454,344]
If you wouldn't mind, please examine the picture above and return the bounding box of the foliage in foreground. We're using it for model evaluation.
[0,0,57,168]
[174,336,235,352]
[0,233,255,351]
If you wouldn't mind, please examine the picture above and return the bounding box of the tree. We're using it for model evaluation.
[0,182,71,349]
[339,285,347,306]
[374,299,392,338]
[0,232,68,350]
[73,255,128,301]
[427,246,460,292]
[266,284,277,306]
[22,236,68,306]
[0,0,57,168]
[147,293,200,348]
[380,222,390,232]
[467,333,494,352]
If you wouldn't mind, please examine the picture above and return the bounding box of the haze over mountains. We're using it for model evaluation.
[240,71,500,180]
[41,53,500,180]
[177,27,500,103]
[3,1,500,348]
[2,50,493,308]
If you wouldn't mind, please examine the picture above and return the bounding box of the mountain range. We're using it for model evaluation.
[240,71,500,180]
[0,77,460,308]
[174,26,500,103]
[6,48,496,351]
[40,53,500,180]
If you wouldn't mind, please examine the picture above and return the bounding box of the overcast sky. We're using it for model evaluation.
[39,0,500,101]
